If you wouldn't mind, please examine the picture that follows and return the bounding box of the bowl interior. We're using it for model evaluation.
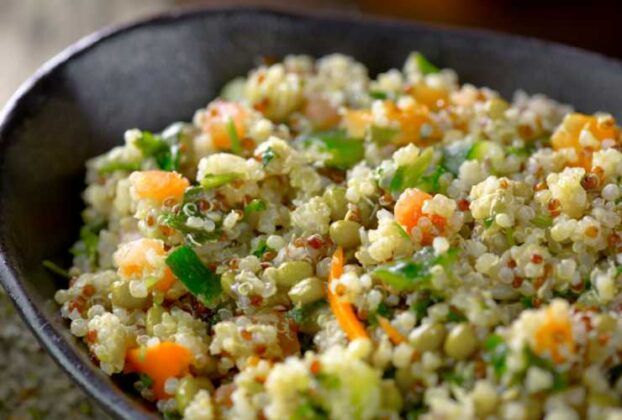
[1,8,622,419]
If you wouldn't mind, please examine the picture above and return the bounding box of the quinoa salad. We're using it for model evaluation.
[52,52,622,419]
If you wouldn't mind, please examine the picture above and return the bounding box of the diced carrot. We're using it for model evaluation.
[534,306,575,364]
[378,316,406,345]
[551,113,619,169]
[327,247,368,341]
[394,188,445,245]
[344,101,441,145]
[154,267,176,292]
[114,239,177,290]
[408,83,449,111]
[130,170,189,204]
[202,100,247,150]
[343,109,373,138]
[125,342,192,399]
[303,94,340,130]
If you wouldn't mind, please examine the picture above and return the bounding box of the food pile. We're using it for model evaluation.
[53,52,622,419]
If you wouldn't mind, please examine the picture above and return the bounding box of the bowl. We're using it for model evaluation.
[1,7,622,419]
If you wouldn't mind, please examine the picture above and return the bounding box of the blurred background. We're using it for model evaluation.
[1,0,621,417]
[2,0,622,105]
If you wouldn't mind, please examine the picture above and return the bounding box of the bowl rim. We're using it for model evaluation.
[1,6,622,419]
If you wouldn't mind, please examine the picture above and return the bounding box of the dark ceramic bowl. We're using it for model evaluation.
[2,7,622,419]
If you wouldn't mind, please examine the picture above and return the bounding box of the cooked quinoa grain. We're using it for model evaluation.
[53,52,622,419]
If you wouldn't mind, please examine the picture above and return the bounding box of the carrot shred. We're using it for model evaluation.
[327,247,368,341]
[378,316,406,345]
[125,342,192,399]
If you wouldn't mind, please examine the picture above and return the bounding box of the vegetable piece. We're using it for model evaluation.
[42,260,70,279]
[225,118,243,154]
[98,160,141,175]
[531,213,553,228]
[329,220,361,249]
[444,323,478,360]
[200,172,242,189]
[412,52,440,75]
[551,113,619,169]
[389,147,434,194]
[111,281,148,309]
[288,277,325,306]
[416,166,447,194]
[378,316,406,345]
[303,94,340,130]
[483,334,508,378]
[410,323,446,352]
[533,304,575,363]
[71,222,105,267]
[159,212,220,244]
[409,83,448,111]
[373,248,458,292]
[393,187,432,231]
[130,170,189,204]
[303,130,365,169]
[369,125,399,145]
[441,141,473,175]
[369,90,388,100]
[244,199,267,215]
[343,109,373,138]
[135,131,181,172]
[467,140,495,160]
[165,245,222,306]
[201,100,248,151]
[125,342,192,400]
[276,261,314,289]
[327,247,368,341]
[176,375,214,413]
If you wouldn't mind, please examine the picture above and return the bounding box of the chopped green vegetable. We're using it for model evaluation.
[447,307,467,322]
[369,90,388,100]
[225,118,242,154]
[373,248,458,292]
[139,373,154,389]
[483,334,508,378]
[261,146,277,166]
[413,52,440,75]
[98,160,141,175]
[165,246,222,306]
[42,260,70,279]
[393,221,410,240]
[368,301,393,326]
[159,212,220,244]
[135,131,180,171]
[200,172,242,189]
[70,221,105,266]
[303,130,365,169]
[244,199,267,215]
[389,147,434,194]
[531,213,553,228]
[287,299,327,326]
[369,125,399,145]
[441,141,472,175]
[467,140,496,161]
[483,216,495,228]
[410,293,440,320]
[251,239,271,258]
[416,165,447,194]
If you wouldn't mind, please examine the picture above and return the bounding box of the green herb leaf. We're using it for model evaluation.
[303,130,365,169]
[441,141,472,175]
[159,212,220,244]
[135,131,180,171]
[413,52,440,75]
[165,246,221,306]
[369,90,388,100]
[200,172,242,189]
[251,239,271,258]
[531,214,553,228]
[373,248,458,292]
[70,222,105,266]
[416,166,447,194]
[225,118,243,155]
[369,125,399,145]
[483,334,508,378]
[244,199,267,215]
[42,260,71,279]
[389,147,434,194]
[261,146,277,166]
[287,300,327,326]
[98,160,141,175]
